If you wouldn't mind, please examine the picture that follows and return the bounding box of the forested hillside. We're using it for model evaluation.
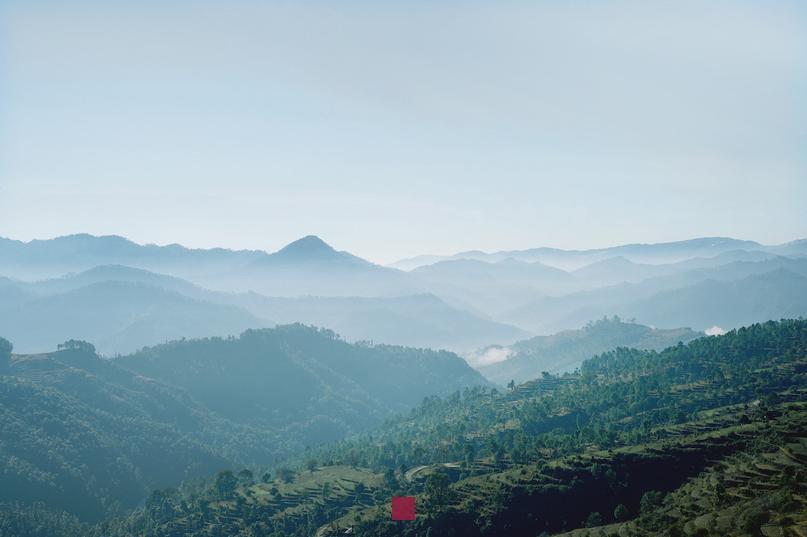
[478,316,701,384]
[0,327,487,524]
[82,319,807,537]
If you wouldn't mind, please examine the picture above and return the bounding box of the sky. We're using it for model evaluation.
[1,1,805,264]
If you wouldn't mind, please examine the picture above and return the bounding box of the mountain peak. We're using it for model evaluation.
[278,235,335,254]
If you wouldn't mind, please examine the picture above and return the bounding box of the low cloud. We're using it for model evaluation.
[466,346,513,367]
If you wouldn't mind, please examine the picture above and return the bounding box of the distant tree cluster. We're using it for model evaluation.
[57,339,96,354]
[0,336,11,370]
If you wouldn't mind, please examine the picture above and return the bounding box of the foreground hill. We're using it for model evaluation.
[0,327,488,522]
[477,317,701,384]
[87,319,807,537]
[0,345,236,522]
[116,325,489,426]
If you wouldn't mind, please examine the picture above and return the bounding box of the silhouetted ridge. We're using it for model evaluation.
[277,235,336,257]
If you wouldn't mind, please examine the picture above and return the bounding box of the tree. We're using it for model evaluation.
[585,511,603,527]
[613,503,629,521]
[237,469,254,486]
[261,472,272,484]
[57,339,96,354]
[277,467,295,483]
[383,468,398,490]
[640,490,665,514]
[215,471,238,499]
[424,472,452,513]
[305,459,317,473]
[0,337,11,370]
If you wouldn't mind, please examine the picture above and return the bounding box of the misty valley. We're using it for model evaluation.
[1,234,806,537]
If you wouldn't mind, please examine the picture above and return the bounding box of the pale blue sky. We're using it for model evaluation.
[1,1,805,263]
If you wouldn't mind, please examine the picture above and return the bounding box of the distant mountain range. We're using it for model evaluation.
[1,234,806,355]
[391,237,807,271]
[500,259,807,334]
[0,234,420,297]
[0,263,525,355]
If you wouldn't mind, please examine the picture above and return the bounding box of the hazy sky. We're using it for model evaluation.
[1,1,805,263]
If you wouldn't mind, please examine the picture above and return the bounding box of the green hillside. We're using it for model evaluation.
[478,316,702,384]
[0,326,487,524]
[82,319,807,536]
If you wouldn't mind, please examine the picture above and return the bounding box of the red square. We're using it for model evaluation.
[391,496,416,520]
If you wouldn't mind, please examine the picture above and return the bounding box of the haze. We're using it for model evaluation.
[1,0,806,263]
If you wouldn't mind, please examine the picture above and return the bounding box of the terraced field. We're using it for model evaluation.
[320,402,806,537]
[558,406,807,536]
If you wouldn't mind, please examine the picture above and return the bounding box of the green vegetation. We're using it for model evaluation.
[101,319,806,536]
[2,319,806,536]
[0,336,10,370]
[479,316,701,384]
[0,325,486,523]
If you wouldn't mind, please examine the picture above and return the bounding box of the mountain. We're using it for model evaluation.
[571,256,674,286]
[237,293,527,352]
[88,319,807,537]
[260,235,368,265]
[1,265,525,353]
[626,268,807,331]
[476,317,702,384]
[0,326,489,522]
[501,259,807,334]
[0,234,266,281]
[28,264,205,296]
[411,258,577,314]
[0,346,236,522]
[0,234,420,298]
[770,238,807,257]
[117,325,490,428]
[0,280,267,355]
[229,236,420,297]
[413,258,573,283]
[391,237,788,271]
[4,234,805,323]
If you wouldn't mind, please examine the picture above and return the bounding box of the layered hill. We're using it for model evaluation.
[3,234,806,337]
[502,261,807,334]
[476,317,701,384]
[0,264,525,354]
[0,279,269,355]
[0,327,488,522]
[391,237,802,271]
[82,319,807,537]
[0,234,420,298]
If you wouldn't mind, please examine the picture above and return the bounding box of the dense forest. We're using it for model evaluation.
[3,319,800,536]
[0,326,487,524]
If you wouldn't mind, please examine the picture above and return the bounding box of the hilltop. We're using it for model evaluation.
[476,317,701,384]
